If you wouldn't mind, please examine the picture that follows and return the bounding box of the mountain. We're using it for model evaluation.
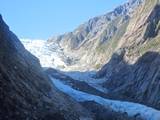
[96,0,160,109]
[47,0,144,70]
[0,14,146,120]
[46,0,160,111]
[0,15,93,120]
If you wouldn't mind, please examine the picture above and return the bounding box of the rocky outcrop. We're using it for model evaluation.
[115,0,160,58]
[114,52,160,109]
[143,4,160,39]
[0,15,93,120]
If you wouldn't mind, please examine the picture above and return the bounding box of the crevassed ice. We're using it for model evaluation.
[21,39,66,69]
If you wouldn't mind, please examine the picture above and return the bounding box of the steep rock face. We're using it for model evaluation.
[47,0,143,70]
[96,0,160,109]
[97,51,160,109]
[116,0,160,61]
[0,15,93,120]
[116,52,160,109]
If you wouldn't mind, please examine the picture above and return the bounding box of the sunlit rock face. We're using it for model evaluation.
[96,0,160,110]
[20,0,144,71]
[46,0,144,70]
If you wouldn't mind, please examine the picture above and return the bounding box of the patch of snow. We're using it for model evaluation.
[52,78,160,120]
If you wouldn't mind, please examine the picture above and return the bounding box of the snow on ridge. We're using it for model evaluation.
[51,78,160,120]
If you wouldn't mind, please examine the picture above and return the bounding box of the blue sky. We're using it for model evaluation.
[0,0,126,39]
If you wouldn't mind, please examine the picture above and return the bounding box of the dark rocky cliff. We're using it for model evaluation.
[95,0,160,109]
[0,15,92,120]
[96,50,160,109]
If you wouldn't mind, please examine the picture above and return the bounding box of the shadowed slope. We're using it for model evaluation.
[0,15,93,120]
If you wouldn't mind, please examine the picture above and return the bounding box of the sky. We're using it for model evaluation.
[0,0,126,40]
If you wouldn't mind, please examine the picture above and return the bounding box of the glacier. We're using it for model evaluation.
[51,78,160,120]
[21,39,67,69]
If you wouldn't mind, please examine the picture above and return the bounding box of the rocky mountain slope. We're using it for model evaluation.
[96,0,160,109]
[47,0,144,70]
[0,15,93,120]
[45,0,160,112]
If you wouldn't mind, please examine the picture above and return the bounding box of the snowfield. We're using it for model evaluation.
[51,78,160,120]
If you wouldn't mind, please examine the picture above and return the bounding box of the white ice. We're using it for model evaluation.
[21,39,66,69]
[52,78,160,120]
